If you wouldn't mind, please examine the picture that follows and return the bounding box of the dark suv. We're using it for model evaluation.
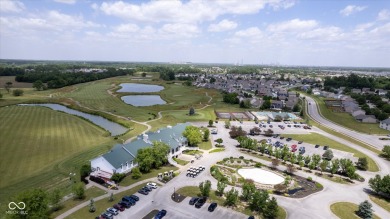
[189,197,199,205]
[208,203,217,212]
[195,197,207,208]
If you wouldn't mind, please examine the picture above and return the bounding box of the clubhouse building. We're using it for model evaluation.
[90,123,190,177]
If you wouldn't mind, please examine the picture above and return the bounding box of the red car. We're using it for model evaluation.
[113,204,125,212]
[291,148,297,152]
[291,144,297,149]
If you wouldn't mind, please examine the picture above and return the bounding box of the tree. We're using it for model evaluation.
[304,155,311,165]
[319,160,329,174]
[182,126,202,146]
[89,199,96,213]
[216,138,223,144]
[292,104,301,112]
[0,92,2,99]
[80,164,91,180]
[72,182,85,199]
[229,126,247,138]
[15,189,48,219]
[224,187,239,206]
[13,89,24,96]
[382,145,390,158]
[241,180,256,201]
[111,173,126,183]
[357,157,368,171]
[216,180,227,196]
[264,129,274,136]
[109,193,114,202]
[356,200,373,219]
[208,120,214,127]
[312,154,321,166]
[368,174,390,196]
[249,190,269,212]
[203,129,210,141]
[331,159,340,176]
[189,107,195,116]
[263,197,279,219]
[322,149,334,160]
[249,127,261,135]
[142,72,147,77]
[131,166,142,179]
[274,183,287,193]
[49,188,62,211]
[199,180,211,197]
[299,160,305,170]
[274,115,282,121]
[308,162,316,172]
[260,99,271,110]
[33,80,44,90]
[346,165,357,179]
[224,120,231,129]
[4,81,12,93]
[286,164,296,174]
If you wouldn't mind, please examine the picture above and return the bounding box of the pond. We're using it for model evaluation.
[19,104,128,136]
[121,95,166,106]
[238,168,284,185]
[117,83,164,93]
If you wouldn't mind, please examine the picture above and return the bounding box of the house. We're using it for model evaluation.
[354,114,377,123]
[271,100,284,109]
[91,123,190,176]
[362,88,371,93]
[250,98,263,108]
[376,89,387,96]
[379,118,390,131]
[351,89,362,94]
[352,109,365,117]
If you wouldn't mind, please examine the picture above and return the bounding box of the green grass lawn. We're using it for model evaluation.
[173,157,190,166]
[119,165,178,186]
[182,150,204,155]
[209,148,226,153]
[280,133,379,172]
[369,194,390,212]
[65,184,145,219]
[198,140,212,150]
[50,186,107,218]
[311,95,389,135]
[0,106,112,207]
[330,202,380,219]
[176,186,286,219]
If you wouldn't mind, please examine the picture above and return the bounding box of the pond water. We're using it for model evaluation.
[238,168,284,185]
[19,104,128,136]
[117,83,164,93]
[121,95,166,106]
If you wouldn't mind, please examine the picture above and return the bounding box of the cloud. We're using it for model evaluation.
[298,26,345,41]
[208,19,238,32]
[377,9,390,21]
[159,23,200,38]
[54,0,76,4]
[98,0,295,23]
[267,18,318,32]
[0,0,25,13]
[235,27,262,37]
[114,23,140,33]
[340,5,367,17]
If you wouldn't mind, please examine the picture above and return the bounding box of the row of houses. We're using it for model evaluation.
[90,123,190,177]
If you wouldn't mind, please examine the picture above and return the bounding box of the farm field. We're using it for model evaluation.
[0,106,113,208]
[281,133,379,172]
[0,76,33,88]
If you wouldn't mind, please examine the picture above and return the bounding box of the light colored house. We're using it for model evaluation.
[352,109,365,117]
[91,123,190,175]
[354,114,377,123]
[379,118,390,131]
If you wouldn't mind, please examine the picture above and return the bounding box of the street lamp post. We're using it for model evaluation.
[69,172,76,184]
[174,187,176,200]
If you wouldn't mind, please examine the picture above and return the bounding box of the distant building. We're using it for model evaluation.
[354,114,377,123]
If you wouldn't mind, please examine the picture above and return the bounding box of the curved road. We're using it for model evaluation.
[304,94,386,150]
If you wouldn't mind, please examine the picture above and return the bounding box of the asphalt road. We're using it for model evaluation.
[304,94,387,150]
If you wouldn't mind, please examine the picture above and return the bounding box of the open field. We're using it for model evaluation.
[369,194,390,212]
[50,186,107,218]
[281,133,379,172]
[311,94,388,135]
[330,202,380,219]
[0,76,33,88]
[176,186,287,219]
[0,106,120,211]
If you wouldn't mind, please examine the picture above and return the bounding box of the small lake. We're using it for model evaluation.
[117,83,164,93]
[19,104,128,136]
[121,95,166,106]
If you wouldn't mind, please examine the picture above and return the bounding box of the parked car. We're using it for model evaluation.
[280,136,285,139]
[101,212,113,219]
[323,146,329,150]
[113,204,125,211]
[286,138,292,141]
[138,189,148,195]
[122,196,136,205]
[291,148,297,152]
[291,144,297,149]
[189,197,199,205]
[195,197,207,208]
[248,216,255,219]
[147,182,158,189]
[143,186,152,192]
[315,144,320,148]
[129,194,139,201]
[106,207,119,216]
[208,203,218,212]
[269,125,273,128]
[154,209,167,219]
[287,124,291,127]
[298,141,303,144]
[118,201,131,209]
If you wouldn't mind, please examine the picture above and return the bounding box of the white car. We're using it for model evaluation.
[147,182,158,189]
[107,207,119,215]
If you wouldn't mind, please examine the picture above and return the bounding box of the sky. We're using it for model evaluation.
[0,0,389,67]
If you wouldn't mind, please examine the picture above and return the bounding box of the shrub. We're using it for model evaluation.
[307,176,313,182]
[255,163,262,168]
[239,156,244,159]
[110,173,126,183]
